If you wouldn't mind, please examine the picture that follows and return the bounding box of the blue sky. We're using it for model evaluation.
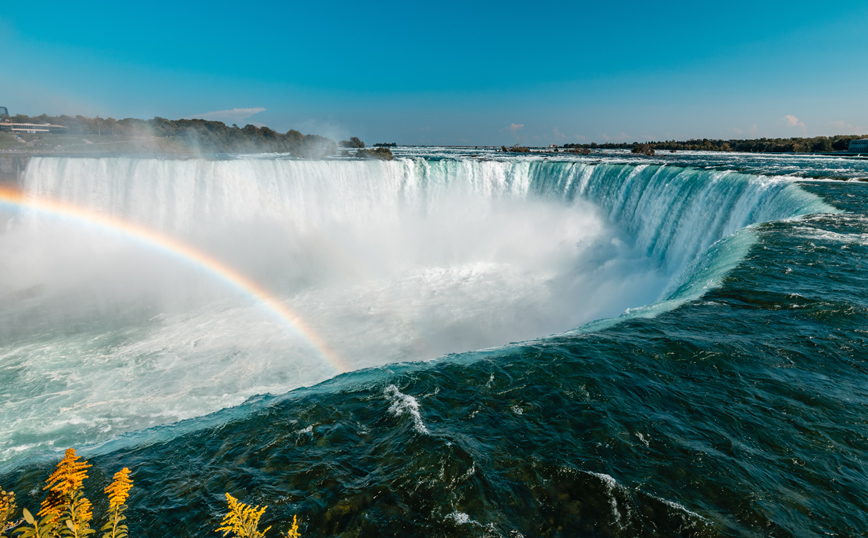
[3,1,867,145]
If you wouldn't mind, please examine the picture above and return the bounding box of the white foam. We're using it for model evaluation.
[446,512,471,525]
[587,471,632,529]
[655,496,708,522]
[384,385,428,434]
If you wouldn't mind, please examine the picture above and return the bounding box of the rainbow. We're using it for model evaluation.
[0,186,347,374]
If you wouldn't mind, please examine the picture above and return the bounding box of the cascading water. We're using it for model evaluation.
[0,156,834,466]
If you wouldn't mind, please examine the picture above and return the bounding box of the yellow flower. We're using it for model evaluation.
[0,488,14,515]
[37,490,65,524]
[43,448,91,497]
[216,493,270,538]
[103,469,133,538]
[105,468,133,510]
[75,497,93,527]
[1,488,17,532]
[282,515,301,538]
[37,448,92,525]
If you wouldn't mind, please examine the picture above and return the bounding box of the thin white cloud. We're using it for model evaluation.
[727,125,759,137]
[601,132,631,142]
[500,123,525,141]
[783,115,801,126]
[829,120,865,135]
[783,115,807,135]
[552,127,567,140]
[187,107,266,123]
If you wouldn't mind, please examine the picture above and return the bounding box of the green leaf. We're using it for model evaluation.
[37,524,53,538]
[66,520,75,532]
[12,526,33,538]
[21,509,33,526]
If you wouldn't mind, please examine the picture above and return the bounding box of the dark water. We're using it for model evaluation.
[2,159,867,537]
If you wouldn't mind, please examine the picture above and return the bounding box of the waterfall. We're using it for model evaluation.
[0,156,834,465]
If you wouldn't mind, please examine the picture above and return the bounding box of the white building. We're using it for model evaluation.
[0,122,67,133]
[849,138,868,153]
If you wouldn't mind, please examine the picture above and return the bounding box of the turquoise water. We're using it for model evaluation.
[1,152,866,536]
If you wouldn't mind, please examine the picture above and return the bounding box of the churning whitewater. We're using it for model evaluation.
[0,155,832,465]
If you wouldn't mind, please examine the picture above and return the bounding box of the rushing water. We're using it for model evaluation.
[0,150,866,537]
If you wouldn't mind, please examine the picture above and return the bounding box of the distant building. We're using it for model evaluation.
[849,138,868,153]
[0,122,67,134]
[0,106,66,133]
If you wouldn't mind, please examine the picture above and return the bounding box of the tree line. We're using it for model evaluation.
[7,114,337,158]
[563,134,864,153]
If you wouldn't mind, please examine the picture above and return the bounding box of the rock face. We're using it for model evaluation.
[502,145,530,153]
[631,143,655,156]
[339,137,365,148]
[356,147,394,160]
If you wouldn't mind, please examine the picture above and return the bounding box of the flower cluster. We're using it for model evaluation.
[105,469,133,511]
[4,448,132,538]
[1,488,18,537]
[3,448,303,538]
[216,493,271,538]
[216,494,302,538]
